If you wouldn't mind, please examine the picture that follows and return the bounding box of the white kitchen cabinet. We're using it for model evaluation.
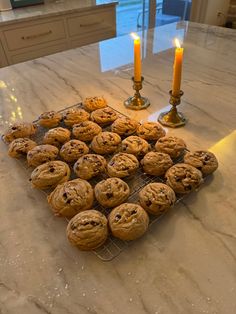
[0,4,117,67]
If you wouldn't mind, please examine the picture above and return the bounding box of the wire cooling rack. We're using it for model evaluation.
[2,103,193,262]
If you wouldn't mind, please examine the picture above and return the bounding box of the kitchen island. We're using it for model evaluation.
[0,0,117,66]
[0,21,236,314]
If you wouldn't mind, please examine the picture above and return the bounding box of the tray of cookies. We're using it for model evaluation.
[1,97,219,261]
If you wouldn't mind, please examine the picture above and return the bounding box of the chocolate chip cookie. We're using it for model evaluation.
[94,178,130,208]
[137,122,166,141]
[73,154,107,180]
[184,150,218,175]
[30,160,70,190]
[83,96,108,112]
[72,121,102,142]
[139,183,176,216]
[43,127,71,147]
[91,132,121,155]
[67,210,108,250]
[108,203,149,241]
[27,144,59,167]
[120,136,150,157]
[165,163,203,194]
[3,122,37,143]
[111,117,140,136]
[8,138,37,158]
[107,153,139,178]
[48,178,94,218]
[60,139,89,163]
[90,107,118,125]
[155,136,187,159]
[62,108,90,127]
[141,152,173,176]
[38,111,62,128]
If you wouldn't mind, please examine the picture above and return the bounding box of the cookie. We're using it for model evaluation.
[94,178,130,208]
[60,140,89,163]
[108,203,149,241]
[165,163,203,194]
[30,160,70,190]
[43,127,71,147]
[83,96,107,112]
[137,122,166,141]
[27,144,59,167]
[90,107,118,125]
[120,136,150,157]
[3,122,37,143]
[91,132,121,155]
[141,152,173,176]
[139,183,176,216]
[63,108,90,127]
[111,117,140,136]
[155,136,186,159]
[107,153,139,178]
[184,150,218,175]
[38,111,62,128]
[72,121,102,142]
[73,154,106,180]
[8,138,37,158]
[48,178,94,218]
[66,210,108,250]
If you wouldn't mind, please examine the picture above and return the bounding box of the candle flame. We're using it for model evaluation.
[175,38,181,48]
[131,32,140,40]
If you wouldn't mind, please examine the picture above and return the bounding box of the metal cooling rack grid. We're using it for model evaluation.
[2,103,196,262]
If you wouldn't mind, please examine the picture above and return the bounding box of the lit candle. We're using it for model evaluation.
[172,38,184,97]
[131,33,141,82]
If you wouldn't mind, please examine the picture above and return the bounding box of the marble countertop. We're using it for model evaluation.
[0,0,117,26]
[0,21,236,314]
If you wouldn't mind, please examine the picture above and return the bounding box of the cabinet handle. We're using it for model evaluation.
[80,20,104,27]
[21,30,52,40]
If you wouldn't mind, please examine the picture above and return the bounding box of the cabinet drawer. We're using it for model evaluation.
[10,43,67,64]
[67,9,115,38]
[4,20,66,51]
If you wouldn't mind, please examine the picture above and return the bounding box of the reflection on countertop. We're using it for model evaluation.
[99,23,185,72]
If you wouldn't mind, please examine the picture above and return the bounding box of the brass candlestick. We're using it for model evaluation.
[124,76,150,110]
[158,90,186,128]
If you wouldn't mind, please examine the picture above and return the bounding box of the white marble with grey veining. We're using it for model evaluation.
[0,22,236,314]
[0,0,117,26]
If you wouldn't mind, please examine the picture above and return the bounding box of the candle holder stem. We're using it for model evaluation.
[124,76,150,110]
[158,90,186,128]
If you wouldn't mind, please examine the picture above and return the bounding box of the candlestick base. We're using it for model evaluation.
[158,90,186,128]
[124,76,150,110]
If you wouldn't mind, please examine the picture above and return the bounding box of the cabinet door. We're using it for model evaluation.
[67,8,116,38]
[0,41,8,67]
